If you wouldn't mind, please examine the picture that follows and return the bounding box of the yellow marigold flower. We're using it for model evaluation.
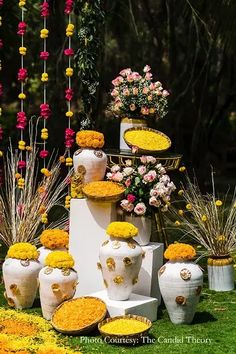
[66,110,74,118]
[179,166,186,172]
[124,129,170,151]
[178,189,184,196]
[201,215,207,222]
[41,168,51,177]
[18,92,26,100]
[66,67,73,77]
[7,242,39,260]
[15,173,21,179]
[40,28,49,38]
[65,157,73,166]
[76,130,105,149]
[174,220,181,226]
[65,195,71,201]
[186,203,192,210]
[59,155,66,163]
[40,229,69,249]
[19,46,27,55]
[178,209,184,216]
[215,200,223,207]
[0,150,3,157]
[41,72,48,82]
[106,221,138,239]
[26,145,32,151]
[39,205,46,214]
[19,0,26,7]
[45,251,74,269]
[164,243,196,261]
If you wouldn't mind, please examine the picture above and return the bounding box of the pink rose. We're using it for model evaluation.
[130,104,136,111]
[145,72,152,80]
[149,83,156,90]
[138,165,147,175]
[133,87,139,95]
[149,196,161,207]
[141,107,149,115]
[123,167,134,176]
[125,177,131,187]
[155,81,162,87]
[143,65,151,73]
[134,202,146,215]
[155,90,162,96]
[111,165,120,173]
[123,88,130,96]
[162,90,170,97]
[140,156,147,164]
[120,199,134,212]
[112,76,124,86]
[119,68,132,77]
[112,172,123,182]
[143,170,157,183]
[150,188,160,197]
[111,89,119,97]
[142,87,149,94]
[146,156,156,164]
[127,74,134,83]
[127,194,136,203]
[132,72,141,80]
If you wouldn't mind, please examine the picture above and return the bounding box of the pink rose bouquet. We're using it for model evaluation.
[107,156,176,216]
[109,65,170,119]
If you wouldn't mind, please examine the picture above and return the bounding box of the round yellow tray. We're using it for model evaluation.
[51,296,107,335]
[82,181,125,203]
[123,127,171,153]
[98,314,152,344]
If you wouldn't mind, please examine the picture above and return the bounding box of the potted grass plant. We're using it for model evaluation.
[167,172,236,291]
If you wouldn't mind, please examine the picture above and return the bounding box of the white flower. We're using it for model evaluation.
[106,172,113,180]
[138,165,147,175]
[160,175,170,184]
[111,164,120,173]
[125,159,132,166]
[140,156,147,164]
[149,196,161,207]
[143,65,151,73]
[146,156,156,164]
[134,202,147,215]
[143,170,157,183]
[150,188,160,197]
[112,172,124,182]
[123,167,134,176]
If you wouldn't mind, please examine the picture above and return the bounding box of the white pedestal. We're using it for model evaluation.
[133,243,164,305]
[89,290,158,322]
[69,198,116,296]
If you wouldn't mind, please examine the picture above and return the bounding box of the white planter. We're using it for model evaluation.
[38,246,67,267]
[125,215,152,246]
[39,267,78,320]
[99,236,142,300]
[207,257,234,291]
[73,148,107,184]
[120,117,147,151]
[39,266,78,320]
[2,258,42,309]
[158,260,203,324]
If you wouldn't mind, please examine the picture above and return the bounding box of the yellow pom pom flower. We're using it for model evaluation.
[45,251,74,269]
[66,111,74,118]
[41,128,48,140]
[174,220,181,226]
[65,195,71,209]
[18,178,25,189]
[66,23,74,36]
[215,200,223,207]
[178,209,184,216]
[179,166,186,172]
[186,203,192,210]
[0,150,3,157]
[40,229,69,249]
[19,0,26,7]
[41,168,51,177]
[66,67,73,77]
[40,28,49,39]
[15,173,22,179]
[19,46,27,55]
[7,242,39,260]
[201,215,207,222]
[18,140,26,150]
[41,72,48,82]
[65,157,73,166]
[164,243,196,261]
[18,93,26,100]
[106,221,138,239]
[41,212,48,224]
[178,189,184,196]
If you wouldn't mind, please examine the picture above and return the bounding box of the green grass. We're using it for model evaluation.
[0,269,235,354]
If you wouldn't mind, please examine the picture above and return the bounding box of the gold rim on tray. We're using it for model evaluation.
[123,127,171,153]
[98,314,152,343]
[51,296,107,335]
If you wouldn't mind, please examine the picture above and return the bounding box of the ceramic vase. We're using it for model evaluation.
[207,256,234,291]
[158,260,203,324]
[125,215,152,246]
[38,246,67,267]
[39,266,78,320]
[73,148,107,184]
[2,258,42,309]
[99,237,142,300]
[120,117,147,151]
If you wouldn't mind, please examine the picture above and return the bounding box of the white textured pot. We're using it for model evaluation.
[2,258,42,309]
[73,148,107,184]
[39,266,78,320]
[125,215,152,246]
[207,256,234,291]
[120,117,147,151]
[158,260,203,324]
[38,246,67,267]
[99,237,142,300]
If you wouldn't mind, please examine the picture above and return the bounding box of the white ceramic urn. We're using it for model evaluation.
[73,148,107,184]
[39,266,78,320]
[125,215,152,246]
[99,237,142,300]
[158,260,203,324]
[38,246,67,267]
[3,258,42,309]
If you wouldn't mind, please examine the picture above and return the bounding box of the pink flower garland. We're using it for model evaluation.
[65,88,73,101]
[41,2,49,17]
[64,0,74,14]
[17,21,27,36]
[17,68,28,81]
[39,150,49,158]
[40,51,49,60]
[65,128,75,148]
[40,103,51,119]
[16,112,27,130]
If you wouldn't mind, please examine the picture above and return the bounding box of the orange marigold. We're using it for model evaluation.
[40,229,69,249]
[164,243,196,261]
[76,130,105,149]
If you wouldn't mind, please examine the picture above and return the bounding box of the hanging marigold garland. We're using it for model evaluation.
[0,0,3,186]
[39,0,50,224]
[16,0,28,190]
[64,0,75,209]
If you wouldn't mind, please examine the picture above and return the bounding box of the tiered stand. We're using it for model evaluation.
[69,150,182,321]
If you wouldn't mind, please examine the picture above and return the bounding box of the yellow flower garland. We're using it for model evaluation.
[7,243,39,260]
[106,221,138,239]
[164,243,196,261]
[76,130,105,149]
[45,251,74,269]
[40,229,69,250]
